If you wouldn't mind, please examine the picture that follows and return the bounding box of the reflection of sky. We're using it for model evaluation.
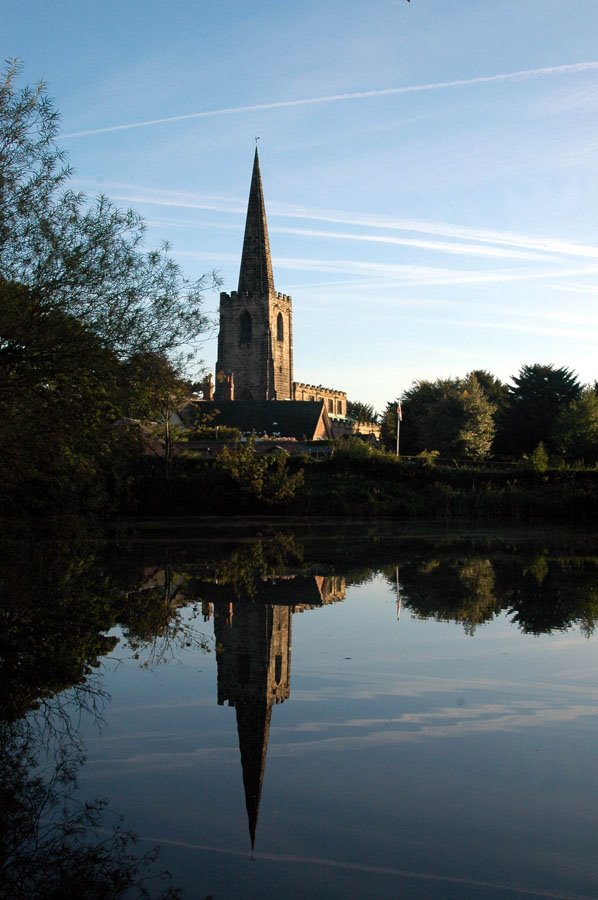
[81,575,598,900]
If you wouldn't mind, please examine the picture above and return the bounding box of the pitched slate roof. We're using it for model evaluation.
[179,400,332,440]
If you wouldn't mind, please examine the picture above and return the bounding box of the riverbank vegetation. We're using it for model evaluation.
[123,447,597,521]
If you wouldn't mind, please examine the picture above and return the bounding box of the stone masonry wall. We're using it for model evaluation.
[216,289,293,400]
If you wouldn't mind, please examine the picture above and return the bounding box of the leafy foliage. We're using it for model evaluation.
[0,61,216,359]
[215,438,304,508]
[553,389,598,463]
[0,281,141,513]
[467,369,509,412]
[382,376,495,460]
[0,719,180,900]
[333,436,377,460]
[0,62,216,513]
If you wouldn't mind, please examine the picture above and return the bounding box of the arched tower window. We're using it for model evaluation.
[237,653,251,685]
[239,310,252,346]
[274,654,283,684]
[276,312,284,342]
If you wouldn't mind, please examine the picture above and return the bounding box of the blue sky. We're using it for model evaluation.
[5,0,598,411]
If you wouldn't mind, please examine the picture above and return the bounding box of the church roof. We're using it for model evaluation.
[238,148,275,296]
[180,400,333,441]
[185,576,329,606]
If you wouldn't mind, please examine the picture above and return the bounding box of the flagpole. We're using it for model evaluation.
[396,402,402,457]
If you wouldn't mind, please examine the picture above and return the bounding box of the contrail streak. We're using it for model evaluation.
[128,834,598,900]
[62,61,598,138]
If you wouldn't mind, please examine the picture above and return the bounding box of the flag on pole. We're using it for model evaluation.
[397,402,403,422]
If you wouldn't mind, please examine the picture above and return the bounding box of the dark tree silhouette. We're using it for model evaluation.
[498,364,582,457]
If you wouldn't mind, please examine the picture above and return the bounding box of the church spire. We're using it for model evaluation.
[238,148,275,296]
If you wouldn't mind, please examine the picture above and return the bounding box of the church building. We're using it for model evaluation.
[214,149,348,419]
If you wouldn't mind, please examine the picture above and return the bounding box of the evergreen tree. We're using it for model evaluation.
[346,400,378,422]
[499,364,582,457]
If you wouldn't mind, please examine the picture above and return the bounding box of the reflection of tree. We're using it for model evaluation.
[343,568,378,588]
[456,559,498,635]
[0,713,180,899]
[389,551,598,637]
[207,533,304,598]
[498,555,598,636]
[0,533,184,897]
[0,539,119,722]
[119,562,211,668]
[396,557,499,634]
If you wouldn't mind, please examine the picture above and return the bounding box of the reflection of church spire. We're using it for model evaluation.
[236,702,272,851]
[213,602,291,850]
[207,574,346,850]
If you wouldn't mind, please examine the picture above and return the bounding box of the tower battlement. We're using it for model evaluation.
[220,290,292,303]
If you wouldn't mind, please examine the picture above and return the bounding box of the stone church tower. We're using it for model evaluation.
[215,149,293,400]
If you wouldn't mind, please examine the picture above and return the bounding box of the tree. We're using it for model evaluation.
[0,281,139,512]
[381,376,495,460]
[468,370,509,413]
[215,437,304,508]
[346,401,378,423]
[553,389,598,463]
[499,364,582,457]
[0,60,217,360]
[0,62,217,510]
[121,352,191,482]
[380,381,449,454]
[456,375,496,460]
[417,376,495,461]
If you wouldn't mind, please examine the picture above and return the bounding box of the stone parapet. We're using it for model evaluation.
[293,382,347,416]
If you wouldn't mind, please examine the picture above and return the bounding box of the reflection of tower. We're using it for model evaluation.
[213,602,292,850]
[203,574,345,850]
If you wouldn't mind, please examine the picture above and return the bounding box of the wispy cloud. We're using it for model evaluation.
[62,61,598,138]
[81,178,598,264]
[548,281,598,296]
[216,252,598,287]
[273,206,598,261]
[176,247,598,291]
[444,317,597,342]
[274,225,562,263]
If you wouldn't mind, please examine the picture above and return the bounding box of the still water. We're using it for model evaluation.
[2,523,598,899]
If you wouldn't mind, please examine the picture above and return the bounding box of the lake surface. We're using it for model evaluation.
[2,522,597,899]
